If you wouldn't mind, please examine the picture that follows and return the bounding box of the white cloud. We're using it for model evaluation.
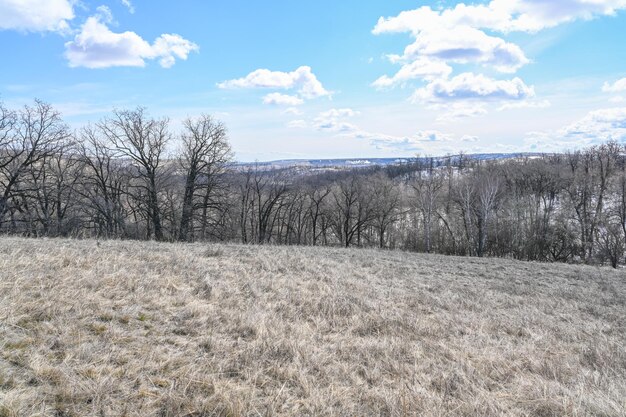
[218,66,330,102]
[373,7,439,36]
[317,108,359,119]
[371,0,626,114]
[522,106,626,151]
[309,107,473,153]
[121,0,135,14]
[609,96,625,103]
[314,108,359,132]
[560,107,626,143]
[263,93,304,106]
[435,102,488,122]
[372,58,452,89]
[151,34,199,68]
[64,14,198,69]
[412,130,453,142]
[461,135,479,142]
[492,0,626,32]
[287,120,307,129]
[400,26,529,73]
[0,0,74,33]
[603,77,626,93]
[368,130,456,152]
[373,1,626,35]
[413,72,534,102]
[522,131,586,152]
[497,99,551,111]
[94,5,114,23]
[282,107,303,115]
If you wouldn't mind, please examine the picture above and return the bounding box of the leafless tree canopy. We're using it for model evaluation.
[3,100,626,266]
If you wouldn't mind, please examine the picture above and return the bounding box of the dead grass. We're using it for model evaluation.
[0,237,625,416]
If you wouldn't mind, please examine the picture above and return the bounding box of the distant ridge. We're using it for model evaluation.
[236,152,546,168]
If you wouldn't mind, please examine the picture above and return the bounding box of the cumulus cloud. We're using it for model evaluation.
[0,0,74,33]
[372,58,452,89]
[371,1,626,112]
[218,66,330,105]
[151,34,198,68]
[413,72,534,103]
[64,14,198,69]
[372,4,531,84]
[373,1,626,35]
[560,107,626,143]
[263,93,304,106]
[314,108,359,133]
[522,107,626,151]
[400,26,529,73]
[603,77,626,93]
[492,0,626,32]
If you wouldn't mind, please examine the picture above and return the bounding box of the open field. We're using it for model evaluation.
[0,238,625,416]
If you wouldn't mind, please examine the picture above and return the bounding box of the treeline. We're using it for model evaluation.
[2,101,626,267]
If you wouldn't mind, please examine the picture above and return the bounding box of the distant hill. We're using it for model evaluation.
[236,152,546,169]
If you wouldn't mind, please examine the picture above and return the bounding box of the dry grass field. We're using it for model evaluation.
[0,238,625,416]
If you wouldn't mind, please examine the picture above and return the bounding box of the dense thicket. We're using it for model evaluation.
[2,101,626,267]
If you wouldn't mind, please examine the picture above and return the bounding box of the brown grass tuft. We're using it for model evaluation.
[0,237,625,416]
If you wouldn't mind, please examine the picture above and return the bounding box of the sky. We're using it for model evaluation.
[1,0,626,161]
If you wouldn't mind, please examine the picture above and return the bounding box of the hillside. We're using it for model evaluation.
[1,238,625,416]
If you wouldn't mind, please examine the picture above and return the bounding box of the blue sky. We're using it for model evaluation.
[1,0,626,161]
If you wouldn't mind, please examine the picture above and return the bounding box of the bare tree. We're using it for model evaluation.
[565,143,619,262]
[25,139,81,236]
[454,177,477,256]
[253,170,288,244]
[237,167,255,243]
[370,172,402,248]
[78,125,128,238]
[597,218,624,268]
[178,114,231,242]
[0,101,68,230]
[411,161,444,253]
[331,175,374,247]
[306,183,331,246]
[476,172,500,257]
[99,108,170,240]
[3,100,626,266]
[0,103,16,162]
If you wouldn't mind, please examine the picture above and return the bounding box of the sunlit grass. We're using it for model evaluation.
[1,237,625,416]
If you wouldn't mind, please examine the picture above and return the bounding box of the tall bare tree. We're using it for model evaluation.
[412,162,444,253]
[78,125,128,238]
[306,183,331,246]
[178,114,231,242]
[370,172,402,248]
[0,101,68,230]
[331,175,374,247]
[99,108,170,240]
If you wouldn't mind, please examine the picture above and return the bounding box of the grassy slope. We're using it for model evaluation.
[0,238,625,416]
